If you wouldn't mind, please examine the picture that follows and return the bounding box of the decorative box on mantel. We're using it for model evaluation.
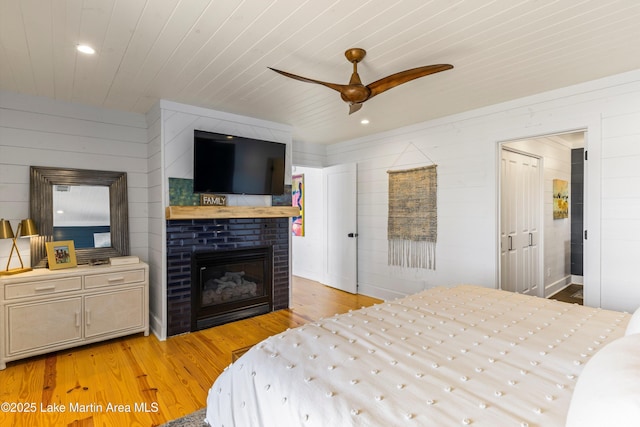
[165,205,299,336]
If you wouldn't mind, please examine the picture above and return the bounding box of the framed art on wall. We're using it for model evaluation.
[45,240,78,270]
[292,174,304,236]
[553,179,569,219]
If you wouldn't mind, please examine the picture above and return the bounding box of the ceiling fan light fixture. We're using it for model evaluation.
[360,119,370,125]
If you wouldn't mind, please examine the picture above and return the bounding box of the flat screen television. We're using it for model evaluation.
[193,130,286,195]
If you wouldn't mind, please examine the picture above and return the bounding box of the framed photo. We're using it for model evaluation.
[45,240,78,270]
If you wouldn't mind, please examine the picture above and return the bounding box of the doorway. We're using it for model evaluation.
[499,131,585,298]
[291,164,358,294]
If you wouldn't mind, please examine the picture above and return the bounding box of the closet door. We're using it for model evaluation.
[501,149,541,296]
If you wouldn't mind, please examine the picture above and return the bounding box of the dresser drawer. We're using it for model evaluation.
[4,277,82,300]
[84,268,145,289]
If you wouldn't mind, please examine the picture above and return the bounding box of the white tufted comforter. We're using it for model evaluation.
[205,285,629,427]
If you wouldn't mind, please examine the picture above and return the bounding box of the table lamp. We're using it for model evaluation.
[0,218,39,276]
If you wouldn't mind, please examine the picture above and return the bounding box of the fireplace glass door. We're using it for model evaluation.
[200,258,266,306]
[191,246,273,330]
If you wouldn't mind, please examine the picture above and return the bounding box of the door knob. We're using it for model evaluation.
[348,233,358,238]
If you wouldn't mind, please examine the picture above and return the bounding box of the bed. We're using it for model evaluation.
[205,285,638,426]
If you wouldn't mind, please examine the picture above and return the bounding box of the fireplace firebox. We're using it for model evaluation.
[191,246,273,331]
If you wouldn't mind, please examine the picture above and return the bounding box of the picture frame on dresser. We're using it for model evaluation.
[45,240,77,270]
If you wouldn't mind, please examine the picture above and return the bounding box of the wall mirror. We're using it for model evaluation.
[30,166,130,267]
[53,185,111,248]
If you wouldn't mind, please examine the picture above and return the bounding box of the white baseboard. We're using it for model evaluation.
[149,312,166,341]
[292,270,323,284]
[357,283,408,301]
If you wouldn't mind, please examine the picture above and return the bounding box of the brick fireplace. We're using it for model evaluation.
[166,216,290,336]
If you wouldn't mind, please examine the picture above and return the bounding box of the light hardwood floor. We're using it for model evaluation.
[0,277,381,427]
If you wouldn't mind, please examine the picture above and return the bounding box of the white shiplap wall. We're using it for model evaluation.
[600,106,640,310]
[324,70,640,313]
[145,102,164,338]
[149,100,293,339]
[291,140,326,168]
[0,91,149,270]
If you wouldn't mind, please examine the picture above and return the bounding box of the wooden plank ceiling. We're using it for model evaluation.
[1,0,639,145]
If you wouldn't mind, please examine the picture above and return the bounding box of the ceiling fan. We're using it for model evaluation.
[269,48,453,114]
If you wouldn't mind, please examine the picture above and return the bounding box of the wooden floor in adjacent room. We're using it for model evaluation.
[548,283,584,305]
[0,276,382,427]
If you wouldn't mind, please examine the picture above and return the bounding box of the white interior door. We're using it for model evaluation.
[324,163,358,293]
[500,149,541,296]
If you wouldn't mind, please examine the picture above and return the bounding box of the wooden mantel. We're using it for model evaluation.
[165,205,300,220]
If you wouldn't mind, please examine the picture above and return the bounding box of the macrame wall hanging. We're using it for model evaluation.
[387,144,437,270]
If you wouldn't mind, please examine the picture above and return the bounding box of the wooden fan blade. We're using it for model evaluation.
[268,67,347,94]
[367,64,453,98]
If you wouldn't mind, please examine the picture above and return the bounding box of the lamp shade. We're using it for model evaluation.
[0,219,15,239]
[19,218,38,237]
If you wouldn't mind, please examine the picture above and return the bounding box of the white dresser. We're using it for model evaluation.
[0,262,149,369]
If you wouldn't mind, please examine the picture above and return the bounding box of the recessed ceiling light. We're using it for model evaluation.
[360,119,370,125]
[76,44,95,55]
